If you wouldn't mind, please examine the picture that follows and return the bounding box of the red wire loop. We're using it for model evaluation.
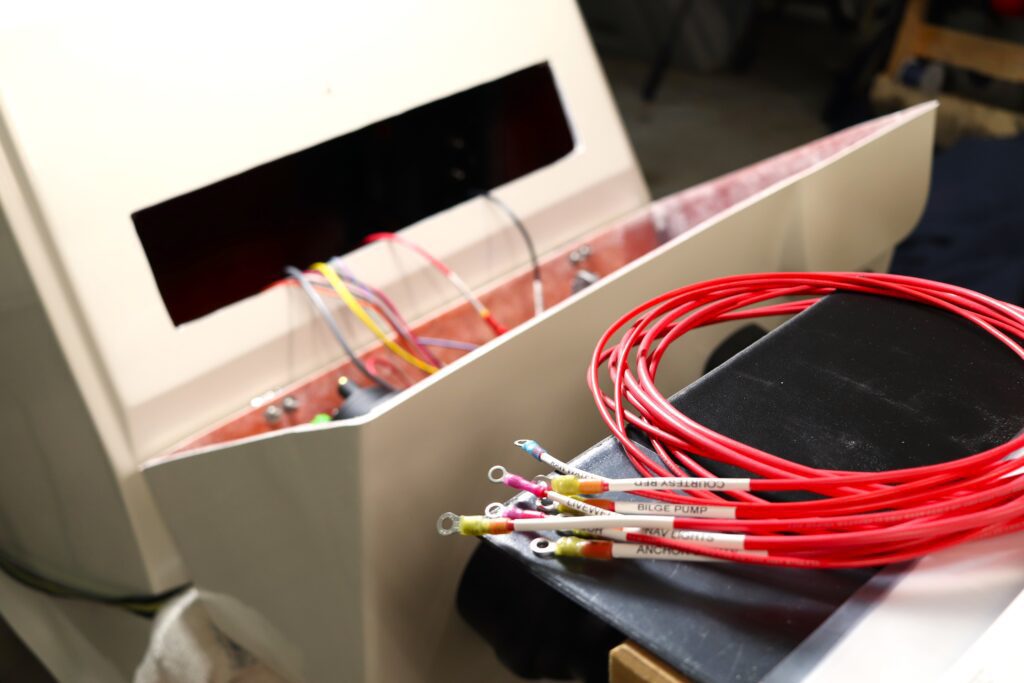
[587,272,1024,567]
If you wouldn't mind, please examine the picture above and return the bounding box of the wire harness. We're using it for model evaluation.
[438,272,1024,568]
[311,262,440,375]
[364,232,507,336]
[285,265,394,390]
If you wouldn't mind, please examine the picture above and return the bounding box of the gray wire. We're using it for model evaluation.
[418,336,479,352]
[482,191,544,315]
[482,191,542,283]
[307,280,474,356]
[326,268,442,367]
[285,266,393,391]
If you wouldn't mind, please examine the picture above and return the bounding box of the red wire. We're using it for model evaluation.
[365,232,508,335]
[587,272,1024,567]
[277,277,440,368]
[365,355,412,389]
[365,232,455,276]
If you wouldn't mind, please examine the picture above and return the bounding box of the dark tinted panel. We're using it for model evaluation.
[133,63,574,325]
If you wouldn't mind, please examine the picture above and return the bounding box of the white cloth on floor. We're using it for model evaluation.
[134,589,287,683]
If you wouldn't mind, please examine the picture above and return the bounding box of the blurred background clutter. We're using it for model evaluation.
[583,0,1024,301]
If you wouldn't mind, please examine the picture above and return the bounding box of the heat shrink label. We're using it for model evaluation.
[610,478,751,491]
[548,458,605,481]
[615,501,737,519]
[611,544,722,561]
[672,530,746,550]
[558,495,614,516]
[618,528,747,550]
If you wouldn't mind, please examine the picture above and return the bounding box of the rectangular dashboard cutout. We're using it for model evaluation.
[133,63,574,325]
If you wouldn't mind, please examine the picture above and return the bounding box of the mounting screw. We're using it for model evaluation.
[282,396,299,413]
[263,405,282,423]
[571,269,600,294]
[568,244,592,265]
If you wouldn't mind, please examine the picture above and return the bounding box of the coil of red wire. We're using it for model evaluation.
[587,272,1024,568]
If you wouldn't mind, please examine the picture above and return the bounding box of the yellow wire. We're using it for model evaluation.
[310,262,438,374]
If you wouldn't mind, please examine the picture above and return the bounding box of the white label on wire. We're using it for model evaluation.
[543,457,607,481]
[671,529,746,550]
[549,492,613,516]
[613,501,737,519]
[592,529,628,541]
[622,526,671,538]
[608,477,751,492]
[611,544,725,561]
[620,527,746,549]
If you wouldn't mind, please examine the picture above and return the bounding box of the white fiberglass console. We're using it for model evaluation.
[0,2,935,681]
[0,0,643,597]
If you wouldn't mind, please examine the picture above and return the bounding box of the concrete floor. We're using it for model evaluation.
[602,12,853,198]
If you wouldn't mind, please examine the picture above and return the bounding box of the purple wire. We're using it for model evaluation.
[310,280,478,355]
[314,264,477,358]
[417,337,479,352]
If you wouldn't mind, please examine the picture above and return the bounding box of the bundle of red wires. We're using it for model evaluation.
[587,272,1024,568]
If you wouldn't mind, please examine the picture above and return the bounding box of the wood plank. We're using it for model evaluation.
[886,0,1024,83]
[871,73,1024,146]
[915,23,1024,83]
[610,642,691,683]
[886,0,927,78]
